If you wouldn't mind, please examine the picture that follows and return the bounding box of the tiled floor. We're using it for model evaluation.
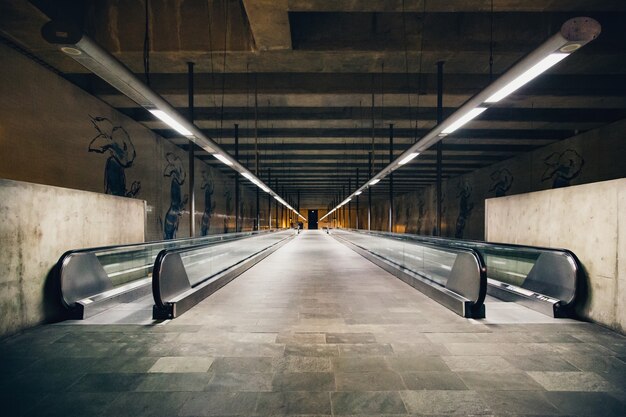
[2,230,626,416]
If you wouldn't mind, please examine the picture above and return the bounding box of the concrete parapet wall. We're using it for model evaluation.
[485,178,626,333]
[0,179,145,338]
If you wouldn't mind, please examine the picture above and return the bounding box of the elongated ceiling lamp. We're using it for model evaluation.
[42,22,306,222]
[321,17,600,223]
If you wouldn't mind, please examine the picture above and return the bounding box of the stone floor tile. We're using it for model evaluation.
[400,389,491,414]
[68,373,144,392]
[272,372,335,391]
[503,355,580,372]
[148,357,214,373]
[206,372,273,391]
[331,391,407,415]
[102,391,190,417]
[443,356,517,373]
[401,371,468,390]
[24,391,119,417]
[178,391,258,416]
[274,356,332,372]
[135,373,212,392]
[326,333,377,344]
[528,371,615,391]
[386,355,450,372]
[545,391,626,416]
[332,356,390,372]
[209,356,274,373]
[457,371,544,390]
[256,391,332,415]
[338,343,394,356]
[284,343,339,357]
[335,371,405,391]
[479,390,561,415]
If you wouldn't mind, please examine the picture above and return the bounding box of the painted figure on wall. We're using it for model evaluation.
[455,182,474,239]
[489,168,514,197]
[542,149,585,188]
[200,170,216,236]
[163,153,188,239]
[223,187,232,233]
[403,199,413,233]
[416,196,427,235]
[88,116,140,197]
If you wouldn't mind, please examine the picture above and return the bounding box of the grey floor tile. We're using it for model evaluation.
[326,333,377,344]
[275,356,332,372]
[503,355,580,372]
[401,389,491,414]
[135,373,212,391]
[401,371,468,390]
[335,371,405,391]
[24,392,119,417]
[528,371,615,392]
[284,343,339,357]
[443,356,517,373]
[479,390,560,415]
[272,372,335,391]
[338,343,394,356]
[102,391,190,417]
[206,372,273,391]
[68,373,144,392]
[148,356,214,373]
[256,391,332,415]
[545,391,626,416]
[331,391,407,415]
[209,356,274,373]
[332,356,390,372]
[386,356,450,372]
[178,391,258,416]
[457,371,544,391]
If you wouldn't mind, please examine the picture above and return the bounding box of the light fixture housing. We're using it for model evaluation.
[149,109,193,137]
[441,107,487,135]
[213,153,233,166]
[369,179,381,186]
[398,152,420,166]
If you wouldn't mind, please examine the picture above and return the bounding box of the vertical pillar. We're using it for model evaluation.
[268,168,272,229]
[187,62,195,237]
[348,178,352,229]
[356,168,360,229]
[234,124,240,232]
[274,179,278,229]
[389,123,394,233]
[368,151,372,231]
[436,61,444,236]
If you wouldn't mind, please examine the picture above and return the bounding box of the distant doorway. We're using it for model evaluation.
[308,209,318,229]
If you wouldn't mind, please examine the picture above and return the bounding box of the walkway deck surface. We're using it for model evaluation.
[2,230,625,416]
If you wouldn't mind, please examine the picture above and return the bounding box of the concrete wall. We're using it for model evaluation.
[0,41,266,242]
[0,179,145,338]
[485,178,626,333]
[364,118,626,239]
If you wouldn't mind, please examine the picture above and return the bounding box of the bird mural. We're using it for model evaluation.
[88,116,140,197]
[455,182,474,238]
[163,152,188,239]
[542,149,585,188]
[200,170,216,236]
[489,168,514,197]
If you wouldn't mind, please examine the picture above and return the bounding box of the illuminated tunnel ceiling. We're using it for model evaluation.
[1,0,626,208]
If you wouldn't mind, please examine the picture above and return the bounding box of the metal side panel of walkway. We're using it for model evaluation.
[1,230,625,417]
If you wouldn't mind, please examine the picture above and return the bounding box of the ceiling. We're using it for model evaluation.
[1,0,626,209]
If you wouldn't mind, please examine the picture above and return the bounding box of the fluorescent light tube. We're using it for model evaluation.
[259,184,270,193]
[354,191,362,196]
[441,107,487,134]
[242,173,255,182]
[398,152,420,165]
[149,109,193,136]
[369,179,380,186]
[343,198,352,204]
[213,153,233,166]
[485,53,569,103]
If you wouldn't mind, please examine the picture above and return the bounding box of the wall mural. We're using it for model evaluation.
[163,152,188,239]
[542,149,585,188]
[416,196,427,235]
[88,116,141,197]
[489,168,514,197]
[455,182,474,238]
[200,169,216,236]
[223,187,232,233]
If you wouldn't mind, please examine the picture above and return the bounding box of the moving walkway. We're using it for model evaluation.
[331,229,582,319]
[57,230,295,320]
